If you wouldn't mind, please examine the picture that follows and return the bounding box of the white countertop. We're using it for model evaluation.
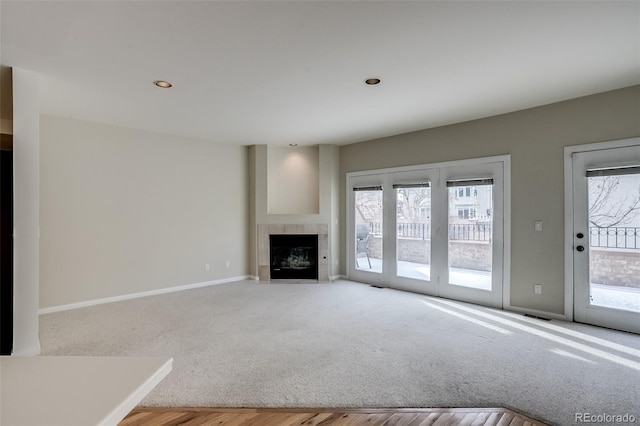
[1,356,172,426]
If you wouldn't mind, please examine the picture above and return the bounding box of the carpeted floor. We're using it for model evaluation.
[40,280,640,426]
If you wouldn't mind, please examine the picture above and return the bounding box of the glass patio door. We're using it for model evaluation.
[350,175,386,286]
[572,144,640,333]
[388,169,440,294]
[348,156,508,309]
[437,162,505,308]
[447,180,493,291]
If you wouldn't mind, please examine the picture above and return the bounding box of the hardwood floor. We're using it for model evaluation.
[120,407,548,426]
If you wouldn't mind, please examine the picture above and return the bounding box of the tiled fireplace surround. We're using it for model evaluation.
[257,223,329,281]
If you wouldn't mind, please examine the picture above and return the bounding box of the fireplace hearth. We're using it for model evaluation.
[269,234,318,280]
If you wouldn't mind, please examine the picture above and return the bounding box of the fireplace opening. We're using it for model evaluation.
[269,234,318,280]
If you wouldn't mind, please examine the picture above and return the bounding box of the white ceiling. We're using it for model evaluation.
[1,1,639,146]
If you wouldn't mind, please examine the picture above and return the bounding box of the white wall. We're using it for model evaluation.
[325,145,341,277]
[267,146,319,215]
[340,85,640,317]
[39,116,248,309]
[12,68,40,355]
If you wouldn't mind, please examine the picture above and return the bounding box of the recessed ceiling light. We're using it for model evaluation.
[365,78,381,85]
[289,143,298,147]
[153,80,173,88]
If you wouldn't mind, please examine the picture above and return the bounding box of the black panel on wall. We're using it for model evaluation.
[0,149,13,355]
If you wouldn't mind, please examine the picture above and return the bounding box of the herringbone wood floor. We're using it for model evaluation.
[120,407,548,425]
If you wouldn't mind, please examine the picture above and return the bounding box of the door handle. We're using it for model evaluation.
[576,245,585,252]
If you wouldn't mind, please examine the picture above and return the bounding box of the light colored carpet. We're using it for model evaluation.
[40,280,640,426]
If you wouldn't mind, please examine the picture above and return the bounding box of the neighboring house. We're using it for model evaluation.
[449,185,492,222]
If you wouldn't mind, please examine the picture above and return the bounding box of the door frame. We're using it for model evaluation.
[386,167,440,295]
[347,172,387,287]
[346,155,511,308]
[438,161,506,308]
[563,137,640,322]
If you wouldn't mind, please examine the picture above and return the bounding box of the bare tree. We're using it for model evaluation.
[396,188,430,223]
[588,176,640,227]
[354,191,382,223]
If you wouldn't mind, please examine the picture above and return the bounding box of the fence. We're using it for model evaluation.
[365,222,491,242]
[397,223,431,240]
[449,223,492,242]
[365,223,640,249]
[590,227,640,249]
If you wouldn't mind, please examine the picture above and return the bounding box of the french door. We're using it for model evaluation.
[348,156,508,308]
[570,140,640,333]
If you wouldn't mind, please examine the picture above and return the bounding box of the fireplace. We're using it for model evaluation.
[269,234,318,280]
[257,224,328,281]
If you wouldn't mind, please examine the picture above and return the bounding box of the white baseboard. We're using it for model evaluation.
[39,276,252,315]
[330,275,347,281]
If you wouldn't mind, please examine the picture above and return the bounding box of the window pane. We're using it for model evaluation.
[396,186,431,281]
[355,189,383,273]
[448,184,493,290]
[588,173,640,312]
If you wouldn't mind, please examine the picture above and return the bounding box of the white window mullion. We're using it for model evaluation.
[383,174,396,283]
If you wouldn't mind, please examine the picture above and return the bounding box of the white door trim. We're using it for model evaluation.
[563,137,640,322]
